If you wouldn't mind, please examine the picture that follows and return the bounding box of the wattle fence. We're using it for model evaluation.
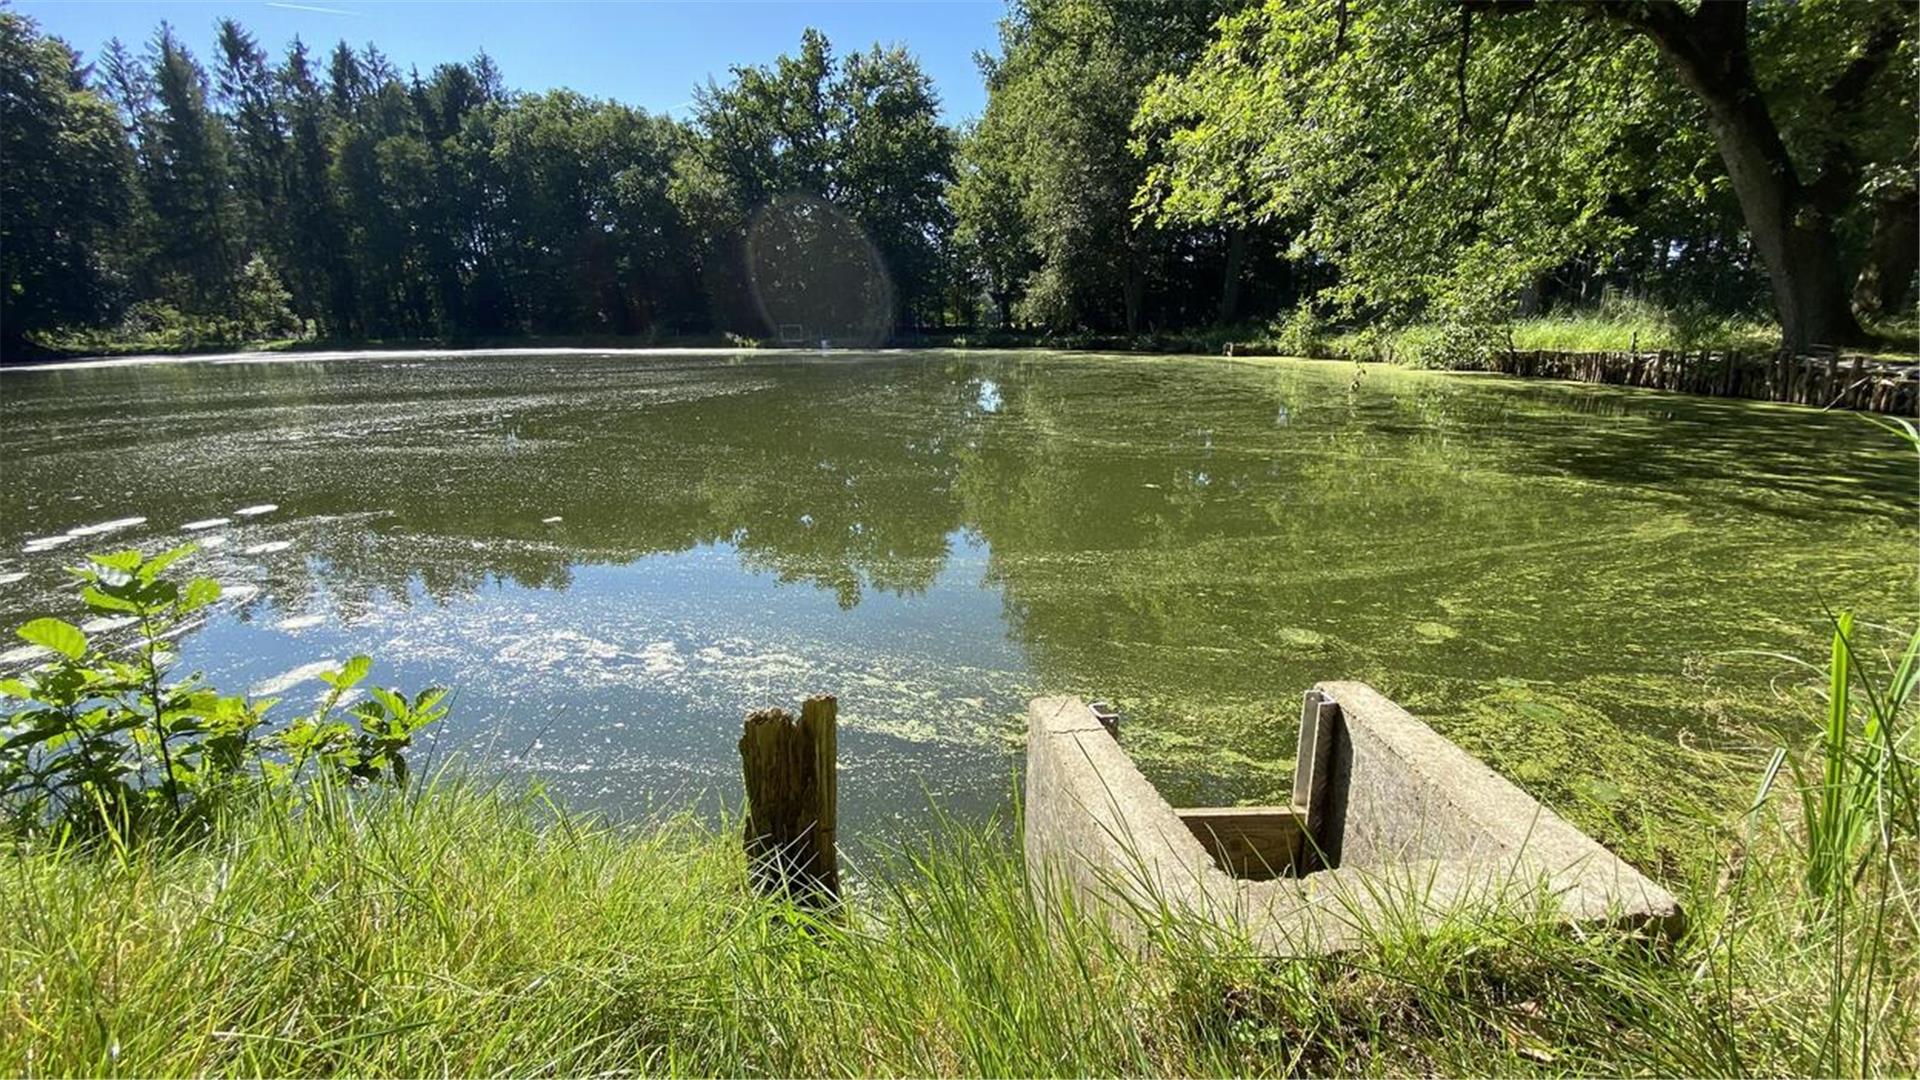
[1483,348,1917,415]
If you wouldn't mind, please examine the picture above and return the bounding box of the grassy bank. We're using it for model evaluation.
[943,306,1914,368]
[1320,312,1781,367]
[1317,310,1918,368]
[0,766,1913,1077]
[17,290,1918,369]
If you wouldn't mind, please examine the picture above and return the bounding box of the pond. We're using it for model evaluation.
[1,351,1912,849]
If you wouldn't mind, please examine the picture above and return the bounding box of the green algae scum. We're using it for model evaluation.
[0,351,1913,858]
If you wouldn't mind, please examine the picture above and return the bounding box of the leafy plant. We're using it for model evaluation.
[1786,612,1919,905]
[1267,304,1327,359]
[0,544,443,837]
[1742,416,1920,911]
[278,656,448,789]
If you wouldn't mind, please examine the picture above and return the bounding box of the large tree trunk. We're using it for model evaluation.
[0,313,26,362]
[1122,247,1147,334]
[1762,209,1865,351]
[1613,2,1868,351]
[1854,185,1918,319]
[1218,225,1248,325]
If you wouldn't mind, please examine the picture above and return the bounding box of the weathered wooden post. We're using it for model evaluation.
[739,695,839,900]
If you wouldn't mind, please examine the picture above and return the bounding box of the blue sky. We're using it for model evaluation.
[18,1,1004,123]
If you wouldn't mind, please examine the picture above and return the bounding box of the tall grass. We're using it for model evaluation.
[1769,416,1920,1075]
[0,751,1915,1076]
[1724,608,1919,1077]
[1303,298,1917,369]
[1316,302,1781,369]
[1500,307,1779,355]
[1789,612,1918,904]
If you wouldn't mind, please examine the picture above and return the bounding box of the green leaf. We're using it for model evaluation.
[369,686,406,717]
[81,585,142,614]
[2,724,69,752]
[89,550,143,573]
[138,543,197,583]
[0,678,34,699]
[180,577,222,612]
[17,618,87,660]
[320,655,371,690]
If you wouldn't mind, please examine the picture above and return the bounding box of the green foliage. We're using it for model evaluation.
[0,10,135,353]
[8,0,1920,361]
[1500,298,1780,355]
[38,297,313,355]
[1313,297,1790,369]
[958,0,1238,334]
[675,29,954,336]
[139,25,245,320]
[230,252,299,340]
[0,546,442,836]
[4,16,959,354]
[1138,0,1916,349]
[279,664,448,790]
[13,2,1911,356]
[1265,303,1327,359]
[1138,0,1649,329]
[949,119,1035,328]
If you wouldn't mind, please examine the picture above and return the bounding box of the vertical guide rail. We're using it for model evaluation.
[740,694,839,900]
[1292,689,1341,872]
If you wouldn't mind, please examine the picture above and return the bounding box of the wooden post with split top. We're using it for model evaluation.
[739,694,839,900]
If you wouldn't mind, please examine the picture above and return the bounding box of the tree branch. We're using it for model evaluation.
[1589,0,1694,50]
[1454,6,1472,169]
[1796,12,1907,214]
[1688,0,1748,51]
[1823,7,1905,113]
[1468,28,1591,224]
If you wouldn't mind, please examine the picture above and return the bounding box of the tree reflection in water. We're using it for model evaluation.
[0,352,1910,851]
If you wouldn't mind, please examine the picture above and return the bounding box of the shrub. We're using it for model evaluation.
[231,253,301,341]
[1267,304,1327,358]
[0,544,443,837]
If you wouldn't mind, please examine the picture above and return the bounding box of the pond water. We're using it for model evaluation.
[1,351,1912,848]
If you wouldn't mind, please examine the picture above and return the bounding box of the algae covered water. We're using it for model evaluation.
[0,351,1911,845]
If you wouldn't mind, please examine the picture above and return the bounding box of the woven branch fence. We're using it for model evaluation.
[1485,348,1917,415]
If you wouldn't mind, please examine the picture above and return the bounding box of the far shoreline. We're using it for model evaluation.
[0,344,837,373]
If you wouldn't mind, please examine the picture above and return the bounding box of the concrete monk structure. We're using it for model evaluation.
[1024,683,1683,955]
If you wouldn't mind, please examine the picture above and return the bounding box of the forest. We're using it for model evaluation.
[1,0,1914,359]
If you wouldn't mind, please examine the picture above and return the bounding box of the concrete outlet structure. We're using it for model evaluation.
[1023,683,1683,955]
